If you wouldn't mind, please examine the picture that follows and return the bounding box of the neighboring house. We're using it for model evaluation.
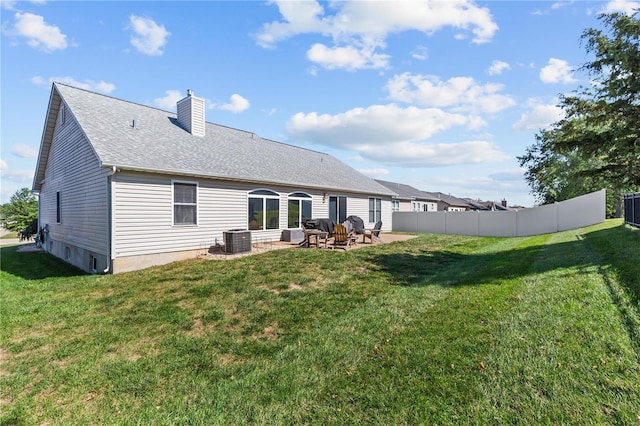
[423,192,471,212]
[375,179,439,212]
[32,83,396,273]
[463,198,512,211]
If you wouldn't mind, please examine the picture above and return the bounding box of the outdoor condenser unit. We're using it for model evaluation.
[223,229,252,254]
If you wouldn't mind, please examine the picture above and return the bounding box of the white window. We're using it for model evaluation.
[288,192,312,228]
[369,197,381,223]
[173,181,198,225]
[392,200,400,212]
[248,189,280,230]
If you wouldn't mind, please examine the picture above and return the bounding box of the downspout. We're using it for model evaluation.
[104,166,117,273]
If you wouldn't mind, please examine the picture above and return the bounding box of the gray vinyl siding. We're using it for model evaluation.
[38,106,109,258]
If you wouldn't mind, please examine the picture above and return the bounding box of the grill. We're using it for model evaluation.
[223,230,252,254]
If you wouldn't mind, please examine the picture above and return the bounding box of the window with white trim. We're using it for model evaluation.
[288,192,312,228]
[369,197,381,223]
[173,182,198,225]
[391,200,400,212]
[248,189,280,230]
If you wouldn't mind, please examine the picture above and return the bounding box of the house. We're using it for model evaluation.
[375,179,439,212]
[32,83,396,273]
[424,192,472,211]
[463,198,512,211]
[376,179,473,212]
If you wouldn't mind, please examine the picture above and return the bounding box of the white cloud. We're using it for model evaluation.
[602,0,640,15]
[306,43,390,71]
[154,90,183,110]
[0,159,7,170]
[356,140,509,166]
[551,2,574,10]
[411,45,428,61]
[488,60,510,75]
[218,94,250,113]
[425,171,530,201]
[255,0,329,48]
[540,58,577,84]
[11,12,67,52]
[0,168,35,184]
[287,103,469,147]
[357,168,390,177]
[513,99,565,131]
[129,15,170,56]
[39,76,115,93]
[386,73,515,114]
[286,103,509,166]
[255,0,498,70]
[11,144,38,158]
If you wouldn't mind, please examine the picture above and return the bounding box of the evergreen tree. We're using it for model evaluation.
[519,11,640,215]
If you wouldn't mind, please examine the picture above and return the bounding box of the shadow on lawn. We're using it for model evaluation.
[0,245,86,280]
[368,226,629,289]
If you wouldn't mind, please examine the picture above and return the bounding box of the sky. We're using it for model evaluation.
[2,0,639,207]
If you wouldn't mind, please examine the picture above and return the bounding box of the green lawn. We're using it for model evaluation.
[1,220,639,425]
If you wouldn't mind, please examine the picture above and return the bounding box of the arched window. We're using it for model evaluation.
[288,192,312,228]
[248,189,280,230]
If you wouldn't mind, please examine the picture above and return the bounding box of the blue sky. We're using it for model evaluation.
[2,0,639,206]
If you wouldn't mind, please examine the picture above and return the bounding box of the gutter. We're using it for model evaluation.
[103,166,117,273]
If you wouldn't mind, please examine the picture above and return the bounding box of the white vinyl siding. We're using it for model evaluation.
[111,172,394,258]
[38,109,109,257]
[112,174,327,257]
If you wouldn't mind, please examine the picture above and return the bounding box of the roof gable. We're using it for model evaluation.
[43,83,395,196]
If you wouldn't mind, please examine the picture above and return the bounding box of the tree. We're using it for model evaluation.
[0,187,38,233]
[519,11,640,215]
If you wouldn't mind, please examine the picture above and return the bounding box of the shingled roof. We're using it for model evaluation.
[34,83,395,197]
[375,179,440,201]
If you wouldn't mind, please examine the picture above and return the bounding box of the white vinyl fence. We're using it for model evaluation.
[393,189,606,237]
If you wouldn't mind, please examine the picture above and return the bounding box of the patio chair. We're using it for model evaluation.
[363,221,382,244]
[332,223,355,250]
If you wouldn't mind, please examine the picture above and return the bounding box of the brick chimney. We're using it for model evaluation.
[177,89,205,137]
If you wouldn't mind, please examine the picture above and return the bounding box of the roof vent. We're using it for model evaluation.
[177,90,205,137]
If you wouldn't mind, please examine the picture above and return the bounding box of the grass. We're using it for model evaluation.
[1,219,639,424]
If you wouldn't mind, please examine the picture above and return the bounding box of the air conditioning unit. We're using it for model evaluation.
[223,230,251,254]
